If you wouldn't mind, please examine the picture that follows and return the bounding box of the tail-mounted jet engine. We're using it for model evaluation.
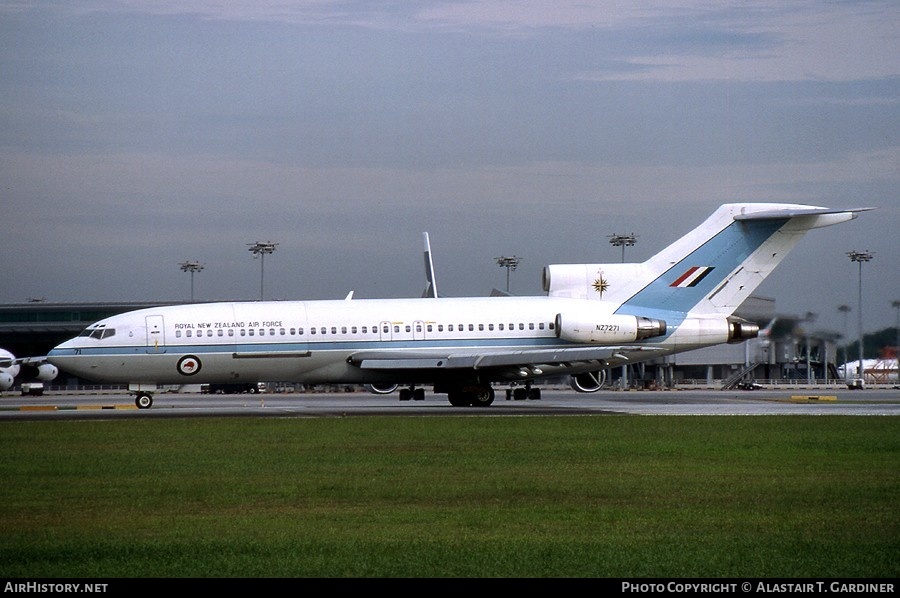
[726,317,760,343]
[555,313,666,344]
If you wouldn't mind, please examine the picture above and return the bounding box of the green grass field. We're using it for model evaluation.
[0,415,897,578]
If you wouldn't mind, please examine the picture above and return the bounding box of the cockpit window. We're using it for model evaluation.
[78,326,116,340]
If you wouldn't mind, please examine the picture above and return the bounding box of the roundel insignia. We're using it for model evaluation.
[177,355,202,376]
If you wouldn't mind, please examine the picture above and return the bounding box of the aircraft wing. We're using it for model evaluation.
[349,346,665,372]
[0,353,48,368]
[15,356,52,366]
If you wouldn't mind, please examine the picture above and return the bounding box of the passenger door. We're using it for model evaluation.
[145,315,166,353]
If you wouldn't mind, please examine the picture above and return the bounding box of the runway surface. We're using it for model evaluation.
[1,387,898,420]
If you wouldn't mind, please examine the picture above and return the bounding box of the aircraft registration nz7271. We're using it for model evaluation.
[47,203,872,408]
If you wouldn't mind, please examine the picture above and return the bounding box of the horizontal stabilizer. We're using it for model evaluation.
[733,206,875,220]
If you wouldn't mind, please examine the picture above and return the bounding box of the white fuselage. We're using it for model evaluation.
[46,295,715,387]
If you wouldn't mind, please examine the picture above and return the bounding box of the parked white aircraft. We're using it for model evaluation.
[0,348,58,395]
[47,203,871,408]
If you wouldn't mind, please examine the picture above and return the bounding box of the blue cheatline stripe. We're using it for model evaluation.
[617,218,786,316]
[48,336,569,358]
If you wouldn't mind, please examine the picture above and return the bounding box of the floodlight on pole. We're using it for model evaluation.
[837,304,851,379]
[608,233,637,263]
[893,300,900,382]
[495,256,521,293]
[248,242,278,300]
[179,261,204,302]
[847,250,874,386]
[804,311,816,384]
[609,233,637,387]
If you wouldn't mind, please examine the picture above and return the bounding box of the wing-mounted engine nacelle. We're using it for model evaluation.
[0,372,13,391]
[726,316,760,344]
[555,312,667,344]
[570,370,607,393]
[19,363,59,381]
[365,383,399,395]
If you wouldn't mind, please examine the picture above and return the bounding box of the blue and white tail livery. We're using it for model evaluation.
[48,203,872,408]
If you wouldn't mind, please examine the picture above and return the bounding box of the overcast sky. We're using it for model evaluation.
[1,1,897,338]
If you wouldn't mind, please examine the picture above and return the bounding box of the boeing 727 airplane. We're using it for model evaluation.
[47,203,871,408]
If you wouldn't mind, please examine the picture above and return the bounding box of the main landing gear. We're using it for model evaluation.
[398,386,426,401]
[447,385,495,407]
[505,383,542,401]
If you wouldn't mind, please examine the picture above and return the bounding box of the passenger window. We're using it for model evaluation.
[186,330,192,338]
[478,324,484,331]
[342,327,347,334]
[529,323,535,330]
[176,331,182,338]
[352,326,358,334]
[488,324,494,331]
[228,329,235,337]
[217,329,223,337]
[248,329,255,336]
[208,330,213,337]
[468,324,474,331]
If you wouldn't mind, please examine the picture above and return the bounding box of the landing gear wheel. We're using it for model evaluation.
[135,392,153,409]
[470,386,495,407]
[447,391,470,407]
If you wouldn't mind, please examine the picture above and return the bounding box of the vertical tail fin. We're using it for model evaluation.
[544,203,873,317]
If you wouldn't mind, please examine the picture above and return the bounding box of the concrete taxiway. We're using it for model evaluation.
[1,387,898,420]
